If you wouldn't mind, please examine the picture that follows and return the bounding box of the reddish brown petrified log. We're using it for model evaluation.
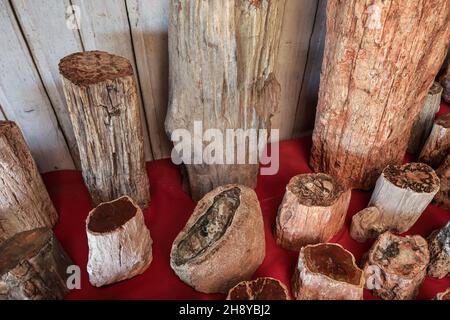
[226,277,290,300]
[292,243,364,300]
[170,185,265,294]
[310,0,450,190]
[364,232,429,300]
[275,173,351,250]
[433,154,450,209]
[427,222,450,279]
[435,288,450,300]
[419,113,450,169]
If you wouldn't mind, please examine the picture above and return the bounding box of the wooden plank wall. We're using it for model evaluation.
[0,0,326,172]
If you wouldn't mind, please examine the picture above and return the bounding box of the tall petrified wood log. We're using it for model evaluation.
[364,232,429,300]
[166,0,284,201]
[433,154,450,209]
[0,228,72,300]
[419,113,450,169]
[310,0,450,190]
[435,288,450,300]
[275,173,350,250]
[86,196,153,287]
[59,51,150,208]
[226,277,290,300]
[0,121,57,243]
[170,185,265,294]
[291,243,364,300]
[427,222,450,279]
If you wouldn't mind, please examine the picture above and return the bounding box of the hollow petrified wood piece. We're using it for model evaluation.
[86,196,153,287]
[0,121,58,243]
[59,51,150,208]
[292,243,364,300]
[433,154,450,209]
[275,173,350,250]
[350,207,385,243]
[435,288,450,300]
[226,277,290,300]
[419,113,450,169]
[0,228,72,300]
[364,232,429,300]
[170,185,265,293]
[427,222,450,279]
[368,163,440,234]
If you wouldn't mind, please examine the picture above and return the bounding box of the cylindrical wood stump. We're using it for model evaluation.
[226,277,290,300]
[363,232,429,300]
[433,154,450,209]
[427,222,450,279]
[86,196,153,287]
[310,0,450,190]
[368,163,440,233]
[419,113,450,169]
[292,243,364,300]
[350,206,384,243]
[0,121,57,243]
[0,228,72,300]
[435,288,450,300]
[170,185,265,294]
[275,173,351,250]
[59,51,150,208]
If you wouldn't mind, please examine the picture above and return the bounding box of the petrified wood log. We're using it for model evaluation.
[435,288,450,300]
[292,243,364,300]
[0,228,72,300]
[433,154,450,209]
[368,163,440,234]
[364,232,429,300]
[407,82,443,154]
[170,185,265,293]
[350,206,384,243]
[166,0,284,201]
[440,59,450,103]
[0,121,57,243]
[226,277,290,300]
[419,113,450,169]
[275,173,350,250]
[59,51,150,208]
[427,222,450,279]
[310,0,450,190]
[86,196,153,287]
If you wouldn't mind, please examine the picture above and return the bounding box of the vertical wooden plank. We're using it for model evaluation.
[272,0,318,141]
[11,0,83,168]
[0,0,75,172]
[72,0,153,160]
[126,0,171,159]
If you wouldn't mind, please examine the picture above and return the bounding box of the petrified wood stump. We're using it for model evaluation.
[226,277,290,300]
[368,163,440,234]
[0,121,58,243]
[292,243,364,300]
[427,222,450,279]
[275,173,351,250]
[350,206,384,243]
[86,196,153,287]
[433,154,450,209]
[364,232,429,300]
[310,0,450,190]
[170,185,265,294]
[59,51,150,208]
[419,113,450,169]
[166,0,284,201]
[435,288,450,300]
[0,228,72,300]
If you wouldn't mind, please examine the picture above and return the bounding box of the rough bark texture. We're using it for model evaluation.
[0,121,57,244]
[433,154,450,209]
[86,196,153,287]
[292,243,364,300]
[368,163,440,234]
[310,0,450,190]
[166,0,285,201]
[275,173,351,250]
[170,185,265,294]
[0,228,72,300]
[435,287,450,300]
[350,206,384,243]
[407,82,443,154]
[427,222,450,279]
[419,113,450,169]
[59,51,150,208]
[364,232,429,300]
[226,277,290,300]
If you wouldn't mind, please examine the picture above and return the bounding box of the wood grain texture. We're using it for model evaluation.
[427,222,450,279]
[419,113,450,168]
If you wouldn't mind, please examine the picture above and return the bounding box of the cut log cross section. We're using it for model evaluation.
[419,113,450,169]
[226,277,290,300]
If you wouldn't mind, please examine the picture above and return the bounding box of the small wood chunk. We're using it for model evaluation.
[350,206,385,243]
[292,243,364,300]
[170,185,265,294]
[419,113,450,169]
[226,277,290,300]
[0,121,58,243]
[435,288,450,300]
[275,173,351,250]
[86,196,153,287]
[433,154,450,209]
[0,228,73,300]
[368,163,440,234]
[427,222,450,279]
[364,232,429,300]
